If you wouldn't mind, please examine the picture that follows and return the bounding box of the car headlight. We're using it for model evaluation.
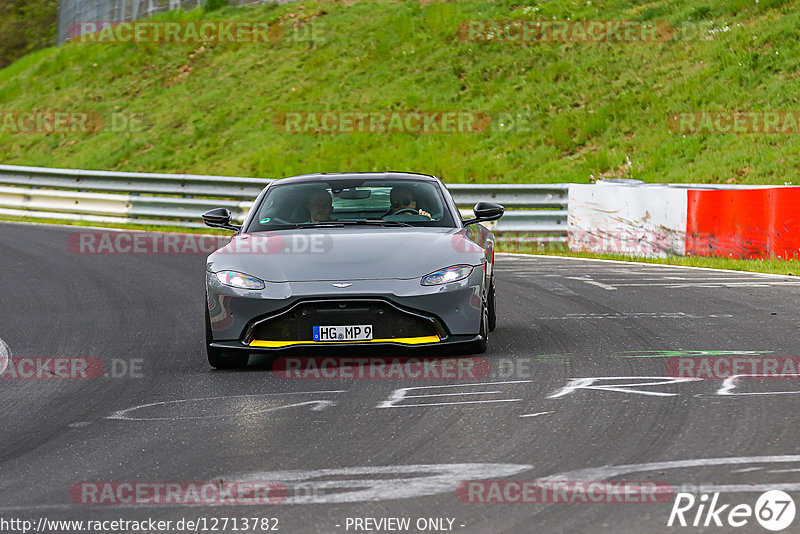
[421,265,474,286]
[215,270,265,290]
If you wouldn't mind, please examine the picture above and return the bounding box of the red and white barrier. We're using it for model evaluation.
[568,183,687,258]
[687,188,800,259]
[569,183,800,260]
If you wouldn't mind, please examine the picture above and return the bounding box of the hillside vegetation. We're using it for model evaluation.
[0,0,798,184]
[0,0,57,69]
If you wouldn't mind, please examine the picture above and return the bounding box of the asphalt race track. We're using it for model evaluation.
[2,221,800,533]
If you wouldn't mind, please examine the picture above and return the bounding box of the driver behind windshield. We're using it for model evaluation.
[384,185,431,219]
[307,189,333,223]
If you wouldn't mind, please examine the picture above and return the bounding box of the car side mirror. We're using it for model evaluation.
[463,202,504,226]
[202,208,241,231]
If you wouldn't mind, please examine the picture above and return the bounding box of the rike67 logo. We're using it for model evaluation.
[668,490,796,531]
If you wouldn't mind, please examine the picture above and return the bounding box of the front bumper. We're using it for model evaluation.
[206,266,485,349]
[210,335,482,354]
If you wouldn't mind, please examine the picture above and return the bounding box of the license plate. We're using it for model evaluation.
[313,325,373,342]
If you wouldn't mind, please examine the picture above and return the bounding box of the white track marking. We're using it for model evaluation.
[519,411,553,418]
[228,463,533,505]
[377,380,532,408]
[380,399,523,408]
[498,253,800,280]
[586,276,789,282]
[0,337,8,375]
[601,281,787,288]
[538,456,800,494]
[731,467,764,474]
[583,280,618,290]
[548,376,703,398]
[107,391,345,421]
[538,312,732,320]
[402,391,504,399]
[716,375,800,396]
[114,400,335,421]
[532,279,578,295]
[0,464,535,510]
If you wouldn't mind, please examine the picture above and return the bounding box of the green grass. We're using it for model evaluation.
[0,214,231,234]
[1,0,799,183]
[496,241,800,275]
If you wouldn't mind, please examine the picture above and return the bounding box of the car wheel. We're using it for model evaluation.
[470,303,489,354]
[207,346,249,370]
[488,276,497,332]
[205,303,249,369]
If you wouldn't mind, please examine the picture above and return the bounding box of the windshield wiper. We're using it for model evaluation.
[293,220,414,228]
[348,219,414,227]
[296,222,348,228]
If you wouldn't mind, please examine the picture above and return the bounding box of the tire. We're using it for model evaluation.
[205,303,249,369]
[470,303,489,354]
[207,346,249,370]
[487,276,497,332]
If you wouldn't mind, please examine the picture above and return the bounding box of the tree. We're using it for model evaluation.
[0,0,58,69]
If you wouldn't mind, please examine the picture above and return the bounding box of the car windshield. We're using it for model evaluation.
[246,178,456,231]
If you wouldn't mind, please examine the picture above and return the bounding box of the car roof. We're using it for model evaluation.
[271,172,440,185]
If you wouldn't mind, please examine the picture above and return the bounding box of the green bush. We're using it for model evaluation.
[203,0,228,13]
[0,0,57,69]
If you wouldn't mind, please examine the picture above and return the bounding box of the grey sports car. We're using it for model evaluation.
[202,172,504,369]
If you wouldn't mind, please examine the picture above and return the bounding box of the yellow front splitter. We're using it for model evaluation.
[250,335,441,348]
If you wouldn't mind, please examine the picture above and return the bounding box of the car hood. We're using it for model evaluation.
[207,227,485,282]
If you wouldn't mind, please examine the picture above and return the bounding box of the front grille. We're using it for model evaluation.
[249,300,440,342]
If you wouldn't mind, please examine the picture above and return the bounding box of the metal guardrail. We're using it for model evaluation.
[0,164,568,237]
[58,0,302,44]
[59,0,201,44]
